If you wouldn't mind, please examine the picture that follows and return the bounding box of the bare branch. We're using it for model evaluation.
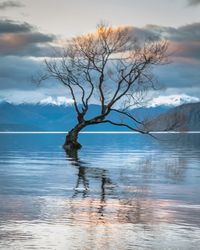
[110,108,144,125]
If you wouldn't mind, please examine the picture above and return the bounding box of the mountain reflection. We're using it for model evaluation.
[137,155,187,183]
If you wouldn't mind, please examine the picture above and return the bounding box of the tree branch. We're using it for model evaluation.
[110,108,144,125]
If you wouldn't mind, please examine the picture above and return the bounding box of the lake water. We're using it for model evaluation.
[0,133,200,250]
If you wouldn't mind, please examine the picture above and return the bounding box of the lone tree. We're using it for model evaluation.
[41,24,168,150]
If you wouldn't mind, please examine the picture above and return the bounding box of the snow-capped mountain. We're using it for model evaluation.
[0,96,200,132]
[147,94,200,108]
[1,94,199,107]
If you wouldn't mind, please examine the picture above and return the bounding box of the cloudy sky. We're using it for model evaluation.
[0,0,200,105]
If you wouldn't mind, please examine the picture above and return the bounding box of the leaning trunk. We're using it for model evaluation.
[63,124,84,150]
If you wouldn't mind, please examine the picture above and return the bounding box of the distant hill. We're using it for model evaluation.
[0,102,169,131]
[144,102,200,131]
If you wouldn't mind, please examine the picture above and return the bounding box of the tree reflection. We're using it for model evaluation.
[65,149,113,208]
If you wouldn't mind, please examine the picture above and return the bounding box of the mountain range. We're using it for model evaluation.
[0,101,199,131]
[143,102,200,131]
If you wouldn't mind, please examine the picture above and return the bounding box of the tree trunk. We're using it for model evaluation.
[63,124,85,150]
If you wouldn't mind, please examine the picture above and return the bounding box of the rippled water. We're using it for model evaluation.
[0,133,200,250]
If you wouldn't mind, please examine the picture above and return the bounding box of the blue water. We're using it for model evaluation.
[0,133,200,249]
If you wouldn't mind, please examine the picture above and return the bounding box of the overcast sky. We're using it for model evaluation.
[0,0,200,105]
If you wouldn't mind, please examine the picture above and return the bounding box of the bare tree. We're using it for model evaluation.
[41,24,168,150]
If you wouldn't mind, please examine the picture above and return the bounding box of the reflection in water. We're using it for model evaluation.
[0,134,200,249]
[138,155,187,182]
[68,149,90,198]
[65,148,114,223]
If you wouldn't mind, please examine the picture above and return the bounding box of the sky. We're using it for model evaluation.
[0,0,200,106]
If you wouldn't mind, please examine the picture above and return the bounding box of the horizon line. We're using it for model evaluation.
[0,131,200,134]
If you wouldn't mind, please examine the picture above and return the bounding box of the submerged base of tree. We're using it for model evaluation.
[63,128,82,150]
[63,141,82,150]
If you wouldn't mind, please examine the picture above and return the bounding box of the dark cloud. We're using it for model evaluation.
[187,0,200,6]
[145,23,200,42]
[0,0,24,10]
[126,26,160,42]
[1,20,199,59]
[0,19,32,33]
[115,23,200,61]
[138,23,200,61]
[0,19,56,57]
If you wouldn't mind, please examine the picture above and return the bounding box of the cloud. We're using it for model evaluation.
[0,19,32,33]
[169,41,200,60]
[0,56,68,90]
[137,23,200,61]
[107,23,200,61]
[0,32,54,56]
[155,62,200,90]
[0,0,24,10]
[1,20,199,59]
[145,23,200,42]
[0,19,56,57]
[187,0,200,6]
[0,56,42,89]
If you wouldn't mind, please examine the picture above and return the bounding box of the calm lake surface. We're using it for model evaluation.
[0,133,200,250]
